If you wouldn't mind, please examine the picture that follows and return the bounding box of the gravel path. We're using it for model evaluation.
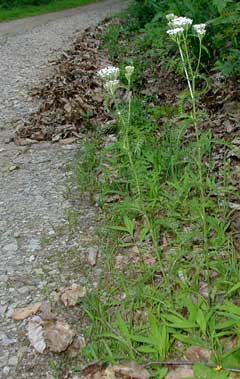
[0,0,124,128]
[0,1,125,377]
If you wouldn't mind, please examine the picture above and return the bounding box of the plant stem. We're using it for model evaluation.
[178,36,208,254]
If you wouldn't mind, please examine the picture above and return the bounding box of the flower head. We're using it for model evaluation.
[169,16,192,29]
[193,23,206,36]
[167,27,184,37]
[97,65,119,80]
[125,65,134,82]
[166,13,175,21]
[104,80,120,96]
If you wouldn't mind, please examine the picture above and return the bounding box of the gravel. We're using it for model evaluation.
[0,0,125,130]
[0,1,125,377]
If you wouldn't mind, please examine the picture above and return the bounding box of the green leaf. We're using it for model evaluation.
[213,0,233,13]
[194,363,229,378]
[226,282,240,296]
[163,314,196,329]
[123,215,135,236]
[137,345,157,353]
[196,309,207,335]
[222,349,240,369]
[139,225,150,242]
[221,302,240,317]
[131,335,153,344]
[107,225,128,232]
[174,333,206,346]
[116,313,131,340]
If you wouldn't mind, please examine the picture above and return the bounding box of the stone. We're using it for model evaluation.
[18,286,32,295]
[28,238,41,252]
[8,356,18,367]
[87,247,99,266]
[2,241,18,253]
[2,366,10,376]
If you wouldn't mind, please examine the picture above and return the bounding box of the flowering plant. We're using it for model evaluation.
[166,13,208,251]
[97,65,120,81]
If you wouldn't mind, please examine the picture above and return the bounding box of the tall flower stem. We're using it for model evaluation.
[120,81,161,260]
[177,35,208,253]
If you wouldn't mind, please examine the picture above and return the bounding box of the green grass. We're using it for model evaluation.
[73,11,240,378]
[0,0,99,22]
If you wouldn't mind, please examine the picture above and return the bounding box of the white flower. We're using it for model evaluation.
[166,13,175,21]
[104,80,119,96]
[193,23,207,36]
[125,65,134,76]
[167,27,184,36]
[97,66,119,80]
[169,16,193,28]
[125,65,134,82]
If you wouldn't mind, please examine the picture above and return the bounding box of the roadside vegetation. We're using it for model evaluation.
[0,0,97,22]
[75,0,240,377]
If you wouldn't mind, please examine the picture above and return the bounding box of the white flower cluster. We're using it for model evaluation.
[193,23,206,36]
[166,13,206,39]
[166,13,175,21]
[97,65,120,80]
[166,13,192,37]
[166,27,184,36]
[170,16,193,28]
[125,65,134,82]
[104,79,120,96]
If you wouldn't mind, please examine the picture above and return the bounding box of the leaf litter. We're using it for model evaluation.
[15,23,111,143]
[12,302,42,320]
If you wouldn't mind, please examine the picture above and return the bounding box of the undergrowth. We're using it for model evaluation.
[74,4,240,379]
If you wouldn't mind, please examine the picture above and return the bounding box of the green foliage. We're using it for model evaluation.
[76,95,239,367]
[123,0,240,76]
[74,1,240,374]
[193,363,230,378]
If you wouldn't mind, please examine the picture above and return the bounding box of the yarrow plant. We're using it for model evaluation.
[104,79,120,97]
[97,64,160,255]
[193,23,207,37]
[166,14,209,256]
[166,27,184,36]
[97,65,120,81]
[169,15,193,28]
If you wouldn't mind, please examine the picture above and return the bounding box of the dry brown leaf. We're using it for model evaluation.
[165,368,194,379]
[199,281,209,299]
[82,362,149,379]
[60,283,86,307]
[185,346,211,362]
[28,316,46,354]
[112,361,150,379]
[40,301,57,320]
[12,302,42,320]
[220,336,238,352]
[81,360,106,378]
[66,335,86,358]
[59,137,77,145]
[102,367,116,379]
[43,319,75,352]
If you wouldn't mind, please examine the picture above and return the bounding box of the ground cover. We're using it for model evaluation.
[74,7,240,379]
[13,2,240,377]
[0,0,98,22]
